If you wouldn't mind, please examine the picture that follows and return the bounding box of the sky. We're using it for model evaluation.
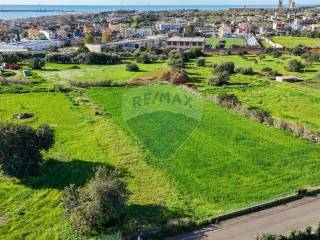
[0,0,316,5]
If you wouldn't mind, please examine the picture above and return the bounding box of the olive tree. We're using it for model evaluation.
[0,122,54,178]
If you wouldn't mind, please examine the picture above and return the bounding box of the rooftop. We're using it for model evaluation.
[167,37,205,42]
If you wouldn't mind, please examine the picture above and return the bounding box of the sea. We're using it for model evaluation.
[0,4,315,20]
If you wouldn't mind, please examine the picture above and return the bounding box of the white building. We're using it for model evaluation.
[39,30,55,40]
[0,40,62,52]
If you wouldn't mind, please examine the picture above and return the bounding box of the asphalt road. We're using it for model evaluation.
[168,195,320,240]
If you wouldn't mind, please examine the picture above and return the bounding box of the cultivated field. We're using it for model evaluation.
[87,86,320,218]
[272,36,320,48]
[1,51,320,239]
[186,54,320,131]
[34,61,169,83]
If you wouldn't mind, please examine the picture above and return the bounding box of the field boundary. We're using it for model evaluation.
[133,188,320,239]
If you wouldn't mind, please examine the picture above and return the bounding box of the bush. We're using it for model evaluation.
[46,53,72,64]
[257,226,317,240]
[75,52,121,65]
[246,107,272,123]
[235,66,254,75]
[168,52,185,69]
[196,57,206,67]
[62,166,129,234]
[213,62,235,74]
[271,51,282,58]
[28,57,45,70]
[285,59,305,72]
[208,71,230,86]
[290,45,309,56]
[126,63,140,72]
[161,69,190,84]
[0,122,54,178]
[213,94,241,109]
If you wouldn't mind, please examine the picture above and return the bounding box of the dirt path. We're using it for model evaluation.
[168,195,320,240]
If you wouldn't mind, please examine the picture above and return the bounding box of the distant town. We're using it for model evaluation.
[0,1,319,53]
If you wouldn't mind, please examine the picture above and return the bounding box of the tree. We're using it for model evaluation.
[196,57,206,67]
[62,166,129,234]
[101,33,110,43]
[83,33,94,44]
[213,61,235,74]
[0,123,54,178]
[285,59,305,72]
[28,57,45,70]
[126,63,140,72]
[208,71,230,86]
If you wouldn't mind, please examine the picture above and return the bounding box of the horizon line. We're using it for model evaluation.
[0,3,318,6]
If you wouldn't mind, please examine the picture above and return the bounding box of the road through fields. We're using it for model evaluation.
[168,195,320,240]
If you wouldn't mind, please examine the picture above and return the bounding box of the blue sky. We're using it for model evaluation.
[0,0,316,5]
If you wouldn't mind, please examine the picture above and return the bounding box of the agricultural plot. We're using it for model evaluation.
[187,54,320,132]
[0,92,182,239]
[34,61,169,83]
[272,36,320,48]
[1,52,320,239]
[87,86,320,219]
[205,38,246,48]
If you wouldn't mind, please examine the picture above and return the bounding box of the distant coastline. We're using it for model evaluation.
[0,4,318,20]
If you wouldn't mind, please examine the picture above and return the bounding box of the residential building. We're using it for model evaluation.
[166,37,205,49]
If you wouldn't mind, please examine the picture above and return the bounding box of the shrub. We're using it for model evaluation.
[213,94,241,109]
[290,45,309,56]
[285,59,304,72]
[75,52,121,65]
[246,107,272,123]
[235,66,254,75]
[161,69,190,84]
[136,52,153,64]
[28,57,45,70]
[168,52,185,69]
[271,51,282,58]
[46,53,72,64]
[213,62,235,74]
[126,63,140,72]
[196,57,206,67]
[0,122,54,178]
[208,71,230,86]
[62,166,129,234]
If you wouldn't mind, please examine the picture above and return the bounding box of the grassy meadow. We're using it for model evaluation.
[272,36,320,48]
[186,54,320,130]
[87,86,320,218]
[0,50,320,239]
[34,61,169,83]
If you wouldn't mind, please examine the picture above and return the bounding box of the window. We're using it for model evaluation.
[173,41,177,46]
[186,42,190,46]
[180,42,185,46]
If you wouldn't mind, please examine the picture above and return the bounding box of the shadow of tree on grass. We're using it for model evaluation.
[21,158,114,190]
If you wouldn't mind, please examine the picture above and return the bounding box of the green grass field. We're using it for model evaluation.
[272,36,320,48]
[87,86,320,218]
[205,38,246,48]
[34,61,169,83]
[0,92,182,239]
[187,54,320,131]
[1,52,320,239]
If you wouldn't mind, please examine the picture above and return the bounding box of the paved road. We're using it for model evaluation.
[168,195,320,240]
